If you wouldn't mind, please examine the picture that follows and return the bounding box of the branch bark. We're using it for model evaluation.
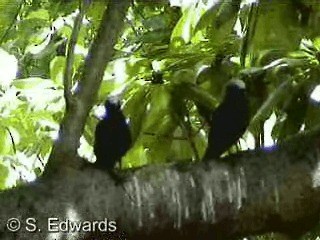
[1,129,320,240]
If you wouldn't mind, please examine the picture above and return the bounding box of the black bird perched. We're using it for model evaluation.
[94,99,131,172]
[204,80,249,160]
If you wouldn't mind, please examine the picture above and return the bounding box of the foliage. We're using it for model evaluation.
[0,0,320,199]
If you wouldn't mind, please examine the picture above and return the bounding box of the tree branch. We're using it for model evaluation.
[2,129,320,240]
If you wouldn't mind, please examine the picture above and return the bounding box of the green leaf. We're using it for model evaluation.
[124,85,150,141]
[0,127,13,155]
[170,6,197,46]
[50,56,65,85]
[13,78,56,89]
[26,9,50,21]
[252,1,301,51]
[0,162,9,190]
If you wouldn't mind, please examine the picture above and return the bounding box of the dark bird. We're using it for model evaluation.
[204,80,249,160]
[94,99,131,171]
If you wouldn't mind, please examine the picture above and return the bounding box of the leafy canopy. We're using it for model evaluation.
[0,0,320,190]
